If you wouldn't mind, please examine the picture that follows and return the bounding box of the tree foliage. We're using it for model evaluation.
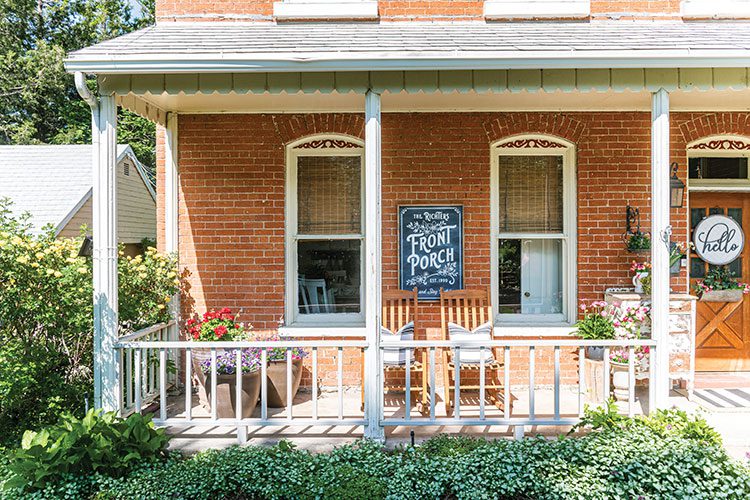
[0,0,156,172]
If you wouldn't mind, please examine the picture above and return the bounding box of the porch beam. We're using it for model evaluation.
[93,93,120,411]
[363,90,384,440]
[650,88,671,409]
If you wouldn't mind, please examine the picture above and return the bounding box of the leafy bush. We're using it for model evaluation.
[0,200,179,445]
[2,410,169,493]
[574,400,722,447]
[61,412,747,500]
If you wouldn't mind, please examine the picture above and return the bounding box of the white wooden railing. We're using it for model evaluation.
[114,335,369,440]
[118,321,179,416]
[378,339,657,429]
[115,327,657,441]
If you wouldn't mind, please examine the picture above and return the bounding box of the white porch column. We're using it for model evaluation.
[364,90,384,440]
[651,88,671,409]
[93,94,119,411]
[164,113,179,254]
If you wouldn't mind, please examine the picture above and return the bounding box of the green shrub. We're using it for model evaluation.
[2,410,169,493]
[573,400,723,447]
[0,199,179,446]
[95,422,750,500]
[4,409,748,499]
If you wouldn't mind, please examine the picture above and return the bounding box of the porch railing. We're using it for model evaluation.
[114,326,656,441]
[378,339,657,429]
[114,334,369,438]
[118,321,179,416]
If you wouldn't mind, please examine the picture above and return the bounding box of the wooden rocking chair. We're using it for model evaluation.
[361,288,429,411]
[440,287,508,416]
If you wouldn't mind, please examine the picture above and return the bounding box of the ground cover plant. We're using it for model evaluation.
[1,407,749,499]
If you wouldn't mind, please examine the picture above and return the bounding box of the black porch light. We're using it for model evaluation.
[670,162,685,209]
[78,236,93,258]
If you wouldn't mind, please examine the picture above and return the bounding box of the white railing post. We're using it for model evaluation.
[364,90,384,441]
[93,93,119,412]
[651,88,671,410]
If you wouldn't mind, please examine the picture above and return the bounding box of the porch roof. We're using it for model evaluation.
[66,21,750,74]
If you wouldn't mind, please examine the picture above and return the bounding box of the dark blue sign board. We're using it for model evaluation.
[399,205,463,301]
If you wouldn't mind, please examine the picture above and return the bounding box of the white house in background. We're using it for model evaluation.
[0,144,156,253]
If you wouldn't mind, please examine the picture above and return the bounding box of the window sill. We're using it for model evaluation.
[279,325,366,338]
[681,0,750,19]
[273,2,378,20]
[484,0,590,19]
[493,324,575,337]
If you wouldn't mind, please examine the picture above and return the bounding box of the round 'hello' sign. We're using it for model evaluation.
[692,215,745,266]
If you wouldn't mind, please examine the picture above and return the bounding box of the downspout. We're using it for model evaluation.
[75,72,98,110]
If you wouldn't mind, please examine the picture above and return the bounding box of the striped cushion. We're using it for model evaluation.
[381,321,415,365]
[447,321,494,363]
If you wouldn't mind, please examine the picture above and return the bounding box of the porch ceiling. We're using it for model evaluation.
[117,88,750,117]
[66,21,750,73]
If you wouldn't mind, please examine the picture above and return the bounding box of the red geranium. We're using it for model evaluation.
[187,308,247,341]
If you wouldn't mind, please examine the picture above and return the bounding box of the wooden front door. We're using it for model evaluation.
[690,193,750,371]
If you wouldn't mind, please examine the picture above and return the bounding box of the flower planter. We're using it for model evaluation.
[585,346,605,361]
[700,289,744,303]
[191,347,229,409]
[611,362,630,402]
[627,248,650,255]
[266,358,304,408]
[670,259,682,275]
[204,370,261,418]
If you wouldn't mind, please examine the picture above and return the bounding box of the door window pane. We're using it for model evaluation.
[498,239,563,315]
[298,240,361,315]
[689,157,748,180]
[498,155,563,233]
[297,156,361,234]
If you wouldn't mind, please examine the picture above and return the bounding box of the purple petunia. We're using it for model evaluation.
[201,349,260,375]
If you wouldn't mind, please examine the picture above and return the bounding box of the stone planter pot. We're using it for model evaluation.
[611,362,630,402]
[700,289,744,302]
[585,346,605,361]
[204,370,261,418]
[266,358,304,408]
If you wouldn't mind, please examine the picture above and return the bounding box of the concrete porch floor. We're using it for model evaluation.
[164,385,661,451]
[158,384,750,461]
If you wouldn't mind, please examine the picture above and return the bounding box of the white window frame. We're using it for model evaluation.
[681,0,750,19]
[274,0,378,20]
[490,134,577,328]
[285,134,366,327]
[687,135,750,192]
[484,0,590,19]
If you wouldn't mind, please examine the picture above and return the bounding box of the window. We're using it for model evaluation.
[687,136,750,190]
[484,0,590,19]
[286,136,365,325]
[274,0,378,20]
[491,136,576,325]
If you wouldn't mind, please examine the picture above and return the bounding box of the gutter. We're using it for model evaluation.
[64,50,750,74]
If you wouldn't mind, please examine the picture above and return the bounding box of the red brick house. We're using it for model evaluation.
[67,0,750,440]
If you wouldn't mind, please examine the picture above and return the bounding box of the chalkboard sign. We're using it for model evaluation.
[399,205,463,301]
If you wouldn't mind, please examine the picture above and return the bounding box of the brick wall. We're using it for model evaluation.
[156,0,683,22]
[167,111,750,387]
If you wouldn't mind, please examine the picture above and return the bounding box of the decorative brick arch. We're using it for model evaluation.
[483,113,586,145]
[679,113,750,146]
[272,113,365,146]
